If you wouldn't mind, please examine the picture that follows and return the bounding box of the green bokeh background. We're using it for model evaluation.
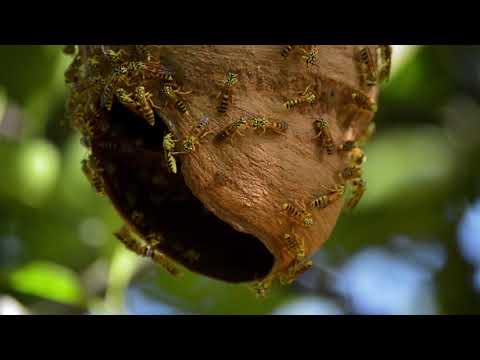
[0,45,479,315]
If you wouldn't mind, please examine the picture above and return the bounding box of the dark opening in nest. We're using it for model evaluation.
[94,101,274,283]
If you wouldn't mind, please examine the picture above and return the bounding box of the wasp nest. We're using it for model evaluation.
[65,45,390,295]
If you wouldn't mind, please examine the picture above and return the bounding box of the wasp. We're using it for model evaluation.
[104,49,127,64]
[279,259,313,285]
[135,86,159,126]
[115,226,181,277]
[115,226,151,257]
[350,147,366,166]
[63,45,76,56]
[313,118,336,155]
[281,45,296,58]
[282,203,314,227]
[163,132,178,154]
[378,45,393,83]
[182,249,201,264]
[157,68,175,83]
[150,251,182,277]
[174,116,213,155]
[214,117,249,145]
[251,276,274,298]
[358,122,376,146]
[337,140,356,153]
[102,65,130,111]
[135,45,154,62]
[217,72,238,115]
[131,211,145,226]
[282,229,306,262]
[339,165,363,182]
[81,156,104,194]
[115,87,137,112]
[249,116,289,135]
[145,233,163,250]
[311,184,345,209]
[338,141,366,165]
[346,178,367,210]
[95,140,135,154]
[163,84,190,115]
[64,54,82,84]
[284,85,317,110]
[352,91,378,113]
[163,133,179,174]
[356,46,378,87]
[300,46,318,66]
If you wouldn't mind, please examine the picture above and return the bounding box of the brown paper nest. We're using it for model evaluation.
[65,45,386,292]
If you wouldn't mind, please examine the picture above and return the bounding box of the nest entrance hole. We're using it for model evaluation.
[96,101,274,283]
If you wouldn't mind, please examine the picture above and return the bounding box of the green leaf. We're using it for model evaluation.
[6,261,85,306]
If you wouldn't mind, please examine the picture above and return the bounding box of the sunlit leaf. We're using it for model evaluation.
[6,261,85,306]
[15,139,61,207]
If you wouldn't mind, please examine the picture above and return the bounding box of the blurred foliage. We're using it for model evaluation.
[0,45,479,315]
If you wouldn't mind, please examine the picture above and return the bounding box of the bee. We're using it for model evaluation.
[174,116,213,155]
[279,259,313,285]
[163,133,179,174]
[339,166,363,182]
[214,117,249,144]
[311,184,345,209]
[282,230,305,261]
[102,65,129,111]
[378,45,393,83]
[217,72,238,115]
[300,47,318,66]
[346,178,367,210]
[282,203,314,227]
[352,91,378,113]
[135,86,159,126]
[356,46,378,87]
[338,141,366,165]
[281,45,296,58]
[284,85,317,110]
[163,84,190,115]
[115,226,181,277]
[313,118,336,155]
[63,45,76,56]
[81,156,104,194]
[249,116,289,135]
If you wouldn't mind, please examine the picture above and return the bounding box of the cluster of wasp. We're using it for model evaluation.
[64,45,201,277]
[64,45,391,296]
[252,45,392,298]
[161,70,291,177]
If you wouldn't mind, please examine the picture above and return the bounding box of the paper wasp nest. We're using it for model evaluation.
[65,45,390,294]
